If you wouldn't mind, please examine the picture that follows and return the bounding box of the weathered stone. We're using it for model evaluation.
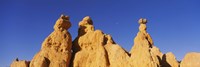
[9,16,200,67]
[72,16,109,67]
[105,44,131,67]
[162,52,179,67]
[138,18,147,24]
[151,46,163,66]
[10,59,30,67]
[180,52,200,67]
[30,15,72,67]
[129,18,160,67]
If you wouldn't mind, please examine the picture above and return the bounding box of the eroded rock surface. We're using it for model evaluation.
[162,52,179,67]
[180,52,200,67]
[10,15,200,67]
[129,18,161,67]
[30,15,72,67]
[72,16,109,67]
[10,58,30,67]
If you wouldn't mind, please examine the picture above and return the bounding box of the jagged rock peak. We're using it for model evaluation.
[54,14,71,31]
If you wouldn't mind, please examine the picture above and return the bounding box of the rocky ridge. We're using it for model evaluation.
[10,15,200,67]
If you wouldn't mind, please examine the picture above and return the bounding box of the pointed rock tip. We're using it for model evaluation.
[138,18,147,24]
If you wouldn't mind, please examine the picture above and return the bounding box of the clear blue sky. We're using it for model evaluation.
[1,0,200,66]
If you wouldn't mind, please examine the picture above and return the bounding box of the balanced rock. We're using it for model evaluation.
[180,52,200,67]
[30,15,72,67]
[162,52,179,67]
[129,18,161,67]
[10,59,30,67]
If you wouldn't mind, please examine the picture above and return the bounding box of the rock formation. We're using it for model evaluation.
[10,15,200,67]
[71,16,110,67]
[71,16,132,67]
[162,52,179,67]
[10,58,30,67]
[180,52,200,67]
[104,43,131,67]
[129,18,161,67]
[29,15,72,67]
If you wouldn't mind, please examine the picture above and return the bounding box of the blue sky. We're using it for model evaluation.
[1,0,200,66]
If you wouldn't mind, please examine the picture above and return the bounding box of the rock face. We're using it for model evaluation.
[10,59,30,67]
[10,15,200,67]
[180,52,200,67]
[162,52,179,67]
[104,44,131,67]
[30,15,72,67]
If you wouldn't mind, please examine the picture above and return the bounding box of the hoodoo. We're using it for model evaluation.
[10,15,200,67]
[29,15,72,67]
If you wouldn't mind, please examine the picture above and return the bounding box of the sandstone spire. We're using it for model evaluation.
[129,18,161,67]
[29,15,72,67]
[71,16,109,67]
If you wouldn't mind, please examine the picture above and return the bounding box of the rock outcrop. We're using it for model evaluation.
[180,52,200,67]
[10,58,30,67]
[29,15,72,67]
[104,44,131,67]
[162,52,179,67]
[10,15,200,67]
